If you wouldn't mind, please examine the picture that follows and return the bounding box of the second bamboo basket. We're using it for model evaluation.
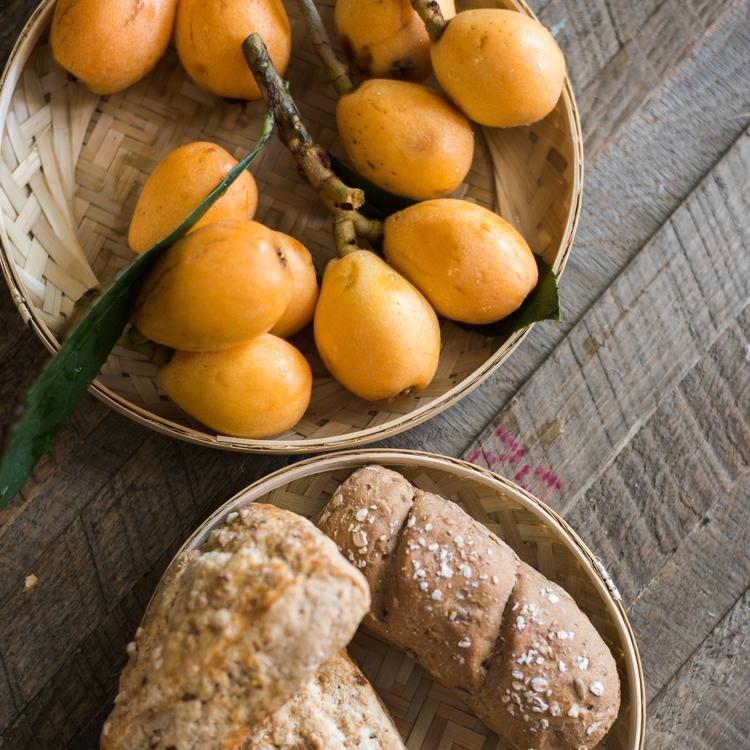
[156,450,644,749]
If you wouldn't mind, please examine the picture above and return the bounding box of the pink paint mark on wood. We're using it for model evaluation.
[493,427,527,463]
[534,465,564,491]
[466,448,482,464]
[464,427,564,497]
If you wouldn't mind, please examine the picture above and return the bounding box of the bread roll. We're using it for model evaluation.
[243,652,405,749]
[317,466,620,750]
[386,488,519,694]
[318,465,414,632]
[102,503,370,750]
[473,563,620,749]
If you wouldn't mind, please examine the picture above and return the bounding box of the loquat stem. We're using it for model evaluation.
[242,33,383,257]
[295,0,355,97]
[410,0,448,42]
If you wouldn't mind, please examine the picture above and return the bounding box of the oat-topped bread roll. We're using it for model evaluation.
[317,466,620,750]
[243,652,405,749]
[388,489,519,694]
[102,504,370,750]
[317,465,414,635]
[473,563,620,749]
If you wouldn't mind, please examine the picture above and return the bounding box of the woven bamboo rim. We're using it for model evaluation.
[157,450,644,749]
[0,0,583,453]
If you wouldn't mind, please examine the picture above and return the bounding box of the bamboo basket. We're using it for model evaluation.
[0,0,583,453]
[157,450,644,749]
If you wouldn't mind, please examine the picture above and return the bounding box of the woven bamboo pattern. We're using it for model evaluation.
[169,452,643,750]
[0,0,582,452]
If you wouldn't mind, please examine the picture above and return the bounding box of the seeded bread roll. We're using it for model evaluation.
[317,467,620,750]
[102,504,370,750]
[318,465,414,636]
[472,563,620,749]
[387,489,519,694]
[243,652,405,749]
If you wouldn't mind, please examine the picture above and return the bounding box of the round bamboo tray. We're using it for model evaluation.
[0,0,583,453]
[157,450,644,749]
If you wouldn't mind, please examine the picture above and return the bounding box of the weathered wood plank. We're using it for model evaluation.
[0,402,149,601]
[598,0,662,43]
[568,306,750,694]
[580,0,740,159]
[0,518,107,707]
[462,125,750,506]
[0,648,18,732]
[647,582,750,749]
[0,1,32,66]
[79,437,193,607]
[0,562,166,748]
[534,1,750,328]
[69,706,111,750]
[630,468,750,703]
[601,0,726,52]
[526,0,553,14]
[173,442,289,521]
[536,0,621,91]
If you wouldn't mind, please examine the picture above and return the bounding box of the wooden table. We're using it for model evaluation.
[0,1,748,747]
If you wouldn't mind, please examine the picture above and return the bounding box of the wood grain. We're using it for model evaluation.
[0,0,748,747]
[579,0,742,159]
[536,0,621,90]
[569,307,750,696]
[648,582,750,749]
[464,126,750,506]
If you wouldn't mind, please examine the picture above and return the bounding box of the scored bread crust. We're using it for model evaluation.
[317,465,414,635]
[102,503,370,750]
[243,652,405,750]
[473,563,621,749]
[387,489,519,695]
[317,466,621,750]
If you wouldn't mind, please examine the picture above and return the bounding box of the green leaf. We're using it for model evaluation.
[453,255,560,338]
[0,115,274,506]
[329,155,416,220]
